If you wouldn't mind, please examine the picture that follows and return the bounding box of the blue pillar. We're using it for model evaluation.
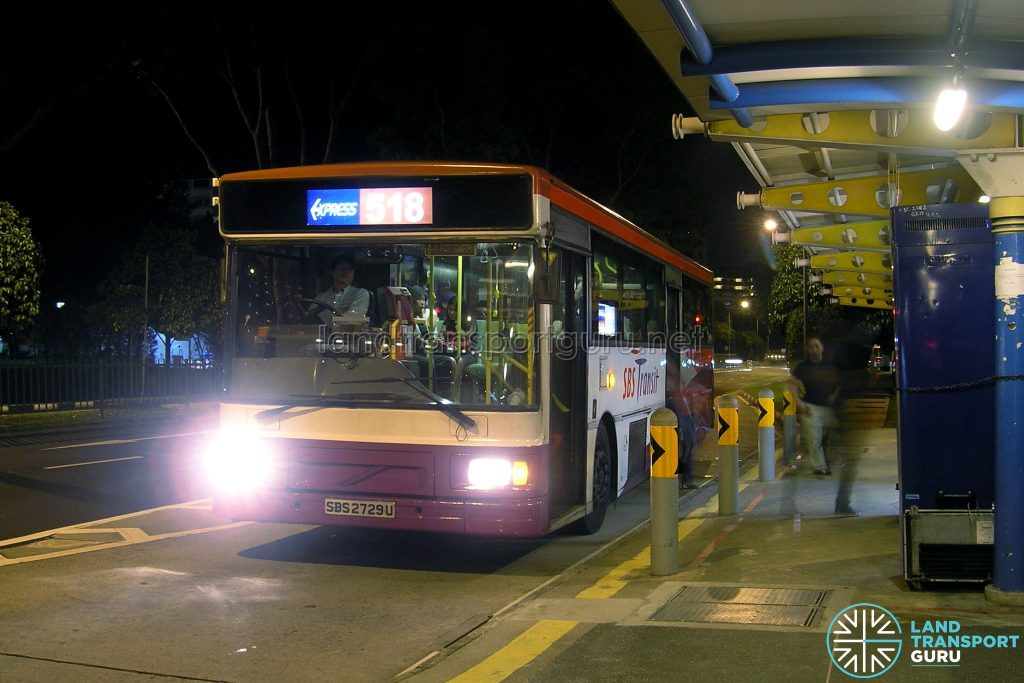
[987,197,1024,603]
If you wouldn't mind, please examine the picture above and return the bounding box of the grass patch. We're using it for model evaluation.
[0,404,187,434]
[0,409,103,433]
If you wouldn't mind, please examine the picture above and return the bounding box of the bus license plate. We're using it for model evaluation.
[324,498,396,518]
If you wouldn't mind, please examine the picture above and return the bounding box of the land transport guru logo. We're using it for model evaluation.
[827,602,1021,678]
[827,603,902,678]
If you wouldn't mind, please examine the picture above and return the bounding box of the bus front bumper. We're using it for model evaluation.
[213,491,552,537]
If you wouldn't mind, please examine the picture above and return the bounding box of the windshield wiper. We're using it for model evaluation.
[330,376,477,429]
[254,394,410,424]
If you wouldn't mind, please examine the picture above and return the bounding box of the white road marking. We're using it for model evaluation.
[0,498,251,566]
[41,430,208,451]
[43,439,133,450]
[0,498,213,547]
[0,522,252,566]
[44,455,143,470]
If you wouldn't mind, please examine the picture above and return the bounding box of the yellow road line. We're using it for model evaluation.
[576,465,760,600]
[574,547,650,600]
[446,462,770,680]
[447,620,577,683]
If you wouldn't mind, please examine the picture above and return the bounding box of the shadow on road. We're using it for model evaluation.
[239,524,552,574]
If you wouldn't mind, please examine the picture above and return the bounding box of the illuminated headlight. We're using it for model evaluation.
[203,427,274,493]
[466,458,530,489]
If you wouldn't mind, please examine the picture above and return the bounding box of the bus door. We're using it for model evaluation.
[666,285,691,482]
[549,250,588,518]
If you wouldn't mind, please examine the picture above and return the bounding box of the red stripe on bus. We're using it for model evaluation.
[220,162,543,182]
[219,162,713,284]
[545,182,713,284]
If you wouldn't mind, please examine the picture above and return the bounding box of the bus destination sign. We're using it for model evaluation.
[307,187,433,226]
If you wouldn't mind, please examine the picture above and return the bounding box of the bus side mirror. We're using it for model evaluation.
[533,248,561,304]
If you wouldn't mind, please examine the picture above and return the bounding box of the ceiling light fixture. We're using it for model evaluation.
[934,68,967,131]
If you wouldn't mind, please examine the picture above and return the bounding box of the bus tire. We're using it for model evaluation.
[576,423,612,535]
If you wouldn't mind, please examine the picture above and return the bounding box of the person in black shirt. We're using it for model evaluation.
[790,336,841,476]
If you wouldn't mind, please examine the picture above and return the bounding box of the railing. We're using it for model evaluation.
[0,361,222,412]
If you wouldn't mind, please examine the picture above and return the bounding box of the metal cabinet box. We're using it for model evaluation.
[904,508,994,589]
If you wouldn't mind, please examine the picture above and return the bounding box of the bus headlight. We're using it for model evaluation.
[466,458,530,489]
[203,427,274,493]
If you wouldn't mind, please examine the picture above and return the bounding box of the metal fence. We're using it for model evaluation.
[0,361,222,412]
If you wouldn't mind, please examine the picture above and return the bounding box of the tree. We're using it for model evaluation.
[1,8,163,158]
[0,202,42,354]
[91,279,147,360]
[96,222,221,365]
[132,8,371,174]
[149,229,221,365]
[714,319,734,353]
[767,244,809,330]
[766,243,837,356]
[741,330,765,360]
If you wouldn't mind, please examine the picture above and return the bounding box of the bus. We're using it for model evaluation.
[204,162,713,536]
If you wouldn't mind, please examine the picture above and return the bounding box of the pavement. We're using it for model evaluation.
[4,387,1022,681]
[401,392,1024,682]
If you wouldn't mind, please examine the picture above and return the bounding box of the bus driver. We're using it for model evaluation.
[315,255,370,324]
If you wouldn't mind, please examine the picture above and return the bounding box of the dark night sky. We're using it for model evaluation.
[0,2,772,312]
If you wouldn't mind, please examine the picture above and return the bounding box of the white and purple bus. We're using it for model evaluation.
[205,162,713,536]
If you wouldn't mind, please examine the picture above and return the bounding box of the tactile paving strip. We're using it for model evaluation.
[650,585,830,628]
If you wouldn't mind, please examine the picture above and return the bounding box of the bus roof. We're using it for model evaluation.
[218,161,712,284]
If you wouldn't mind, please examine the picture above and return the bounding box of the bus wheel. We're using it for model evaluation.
[576,424,612,534]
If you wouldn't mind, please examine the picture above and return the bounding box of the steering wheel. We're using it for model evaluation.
[283,298,337,324]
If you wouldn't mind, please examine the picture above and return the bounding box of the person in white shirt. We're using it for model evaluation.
[315,255,369,323]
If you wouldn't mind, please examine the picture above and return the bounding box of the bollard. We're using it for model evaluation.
[717,395,740,516]
[649,407,679,576]
[758,388,776,481]
[782,388,797,468]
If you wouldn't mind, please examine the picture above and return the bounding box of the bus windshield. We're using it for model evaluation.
[228,241,538,409]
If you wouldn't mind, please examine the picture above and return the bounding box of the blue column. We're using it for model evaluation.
[988,197,1024,600]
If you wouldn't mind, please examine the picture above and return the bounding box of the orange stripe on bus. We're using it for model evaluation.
[218,162,713,285]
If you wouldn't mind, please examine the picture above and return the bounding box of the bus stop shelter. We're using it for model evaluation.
[610,0,1024,602]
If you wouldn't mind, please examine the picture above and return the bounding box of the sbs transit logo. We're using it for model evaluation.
[826,602,902,678]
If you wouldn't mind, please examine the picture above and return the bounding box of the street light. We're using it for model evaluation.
[763,218,777,232]
[724,300,733,354]
[739,298,762,359]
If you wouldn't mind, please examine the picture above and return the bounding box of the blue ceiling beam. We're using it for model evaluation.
[670,1,997,120]
[660,0,753,127]
[705,77,1024,111]
[678,38,1024,76]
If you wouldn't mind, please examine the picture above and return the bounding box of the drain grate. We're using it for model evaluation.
[650,585,830,628]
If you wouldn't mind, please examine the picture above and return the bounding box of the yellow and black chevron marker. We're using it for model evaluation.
[758,394,774,428]
[718,404,739,446]
[649,408,679,478]
[783,389,796,417]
